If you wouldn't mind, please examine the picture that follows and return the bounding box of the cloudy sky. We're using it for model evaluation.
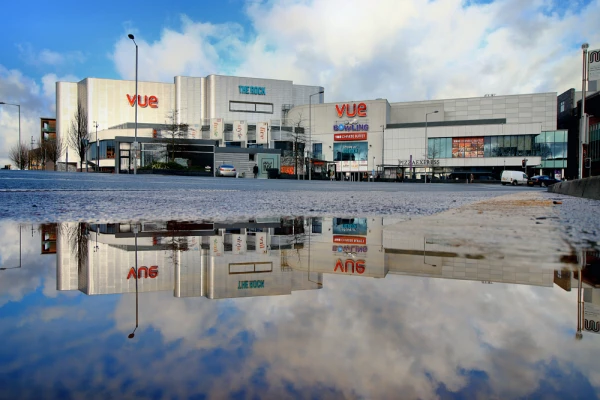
[0,0,598,167]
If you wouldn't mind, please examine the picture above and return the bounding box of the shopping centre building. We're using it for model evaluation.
[56,74,566,179]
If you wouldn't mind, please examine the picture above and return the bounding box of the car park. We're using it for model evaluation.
[217,164,237,177]
[527,175,561,187]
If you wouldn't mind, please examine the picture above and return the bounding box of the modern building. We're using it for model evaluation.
[56,75,323,175]
[56,74,565,179]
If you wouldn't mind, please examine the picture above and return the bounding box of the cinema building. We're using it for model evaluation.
[56,74,566,179]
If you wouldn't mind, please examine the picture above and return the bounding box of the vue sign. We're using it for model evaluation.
[126,94,158,108]
[336,102,367,118]
[334,258,365,274]
[126,266,159,279]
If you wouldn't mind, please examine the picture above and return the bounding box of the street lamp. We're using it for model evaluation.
[93,121,99,172]
[0,102,21,169]
[380,125,385,179]
[309,90,324,181]
[425,110,438,183]
[128,34,139,175]
[128,224,139,339]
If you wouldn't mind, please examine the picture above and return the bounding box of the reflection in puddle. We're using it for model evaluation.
[2,217,595,338]
[1,218,600,398]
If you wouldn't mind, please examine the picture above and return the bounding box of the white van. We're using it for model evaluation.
[501,170,528,186]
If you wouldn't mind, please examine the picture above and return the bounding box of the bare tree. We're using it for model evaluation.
[8,142,29,170]
[29,141,45,170]
[66,101,91,172]
[288,112,308,179]
[160,110,189,162]
[44,136,65,171]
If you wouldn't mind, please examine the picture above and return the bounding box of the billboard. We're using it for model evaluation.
[584,302,600,334]
[590,49,600,81]
[333,142,369,172]
[256,122,269,144]
[452,137,484,158]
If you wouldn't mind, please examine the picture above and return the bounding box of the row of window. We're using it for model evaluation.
[427,133,567,160]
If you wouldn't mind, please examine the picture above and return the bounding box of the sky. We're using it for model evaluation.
[0,0,599,167]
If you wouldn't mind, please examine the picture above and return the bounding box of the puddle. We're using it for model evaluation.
[1,217,599,399]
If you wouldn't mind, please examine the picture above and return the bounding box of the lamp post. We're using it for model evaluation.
[425,111,439,183]
[579,43,589,180]
[309,90,324,181]
[0,102,21,169]
[128,34,139,175]
[380,125,385,179]
[93,121,99,172]
[128,224,139,339]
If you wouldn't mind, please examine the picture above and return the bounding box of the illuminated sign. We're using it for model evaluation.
[333,123,369,132]
[239,86,266,95]
[332,218,368,236]
[334,259,365,274]
[126,266,158,279]
[333,235,367,244]
[332,245,368,253]
[238,280,265,289]
[126,94,158,108]
[335,102,367,118]
[334,132,368,141]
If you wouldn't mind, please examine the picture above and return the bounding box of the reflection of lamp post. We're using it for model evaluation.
[0,102,21,169]
[128,224,139,339]
[576,250,585,341]
[425,111,438,183]
[308,90,324,181]
[0,225,21,271]
[128,34,139,175]
[423,236,437,267]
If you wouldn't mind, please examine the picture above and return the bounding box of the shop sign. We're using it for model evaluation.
[336,103,367,118]
[584,303,600,334]
[589,49,600,81]
[333,123,369,132]
[238,280,265,289]
[334,259,365,274]
[239,86,266,95]
[126,266,158,279]
[126,94,158,108]
[333,235,367,244]
[398,159,440,166]
[334,132,367,141]
[332,245,368,253]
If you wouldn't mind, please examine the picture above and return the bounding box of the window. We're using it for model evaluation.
[229,101,274,114]
[560,101,565,113]
[249,154,255,161]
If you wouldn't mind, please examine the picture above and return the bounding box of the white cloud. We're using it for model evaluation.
[110,0,600,102]
[17,43,86,67]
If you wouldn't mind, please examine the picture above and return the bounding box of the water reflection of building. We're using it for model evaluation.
[56,219,322,299]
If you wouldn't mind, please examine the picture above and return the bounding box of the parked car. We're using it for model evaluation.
[217,164,237,177]
[527,175,561,187]
[501,170,528,186]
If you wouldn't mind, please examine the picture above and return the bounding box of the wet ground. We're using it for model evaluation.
[1,171,599,399]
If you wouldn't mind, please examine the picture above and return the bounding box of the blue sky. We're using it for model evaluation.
[0,0,599,166]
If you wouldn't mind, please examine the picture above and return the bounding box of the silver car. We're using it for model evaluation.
[218,164,236,177]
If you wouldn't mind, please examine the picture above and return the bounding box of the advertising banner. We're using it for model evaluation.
[211,235,223,257]
[590,49,600,81]
[211,118,223,140]
[452,137,484,158]
[232,234,246,255]
[255,232,269,254]
[332,218,368,236]
[334,132,368,141]
[234,120,248,142]
[256,122,269,144]
[333,142,369,162]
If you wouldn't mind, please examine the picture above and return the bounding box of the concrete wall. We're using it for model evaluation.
[548,176,600,200]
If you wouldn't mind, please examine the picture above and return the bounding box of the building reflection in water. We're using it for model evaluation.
[52,217,600,338]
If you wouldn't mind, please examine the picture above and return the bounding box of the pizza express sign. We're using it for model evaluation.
[398,159,440,166]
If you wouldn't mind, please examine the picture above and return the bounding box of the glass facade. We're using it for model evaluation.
[590,123,600,162]
[87,140,116,161]
[427,131,567,168]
